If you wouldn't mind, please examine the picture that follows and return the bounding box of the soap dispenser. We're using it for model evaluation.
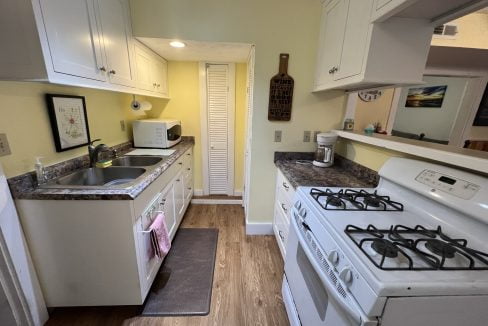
[35,157,46,185]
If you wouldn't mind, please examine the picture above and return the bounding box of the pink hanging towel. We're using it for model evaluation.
[149,212,171,259]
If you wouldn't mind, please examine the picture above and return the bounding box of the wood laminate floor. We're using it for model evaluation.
[46,204,289,326]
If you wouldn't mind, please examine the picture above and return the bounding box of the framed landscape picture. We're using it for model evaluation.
[405,85,447,108]
[45,94,91,152]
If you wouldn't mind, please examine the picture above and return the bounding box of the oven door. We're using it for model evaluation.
[284,212,374,326]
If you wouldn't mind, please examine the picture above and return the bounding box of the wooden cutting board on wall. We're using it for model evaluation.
[268,53,294,121]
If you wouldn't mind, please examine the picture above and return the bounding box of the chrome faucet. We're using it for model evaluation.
[88,139,117,167]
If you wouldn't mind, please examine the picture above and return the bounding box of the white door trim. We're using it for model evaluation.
[244,46,255,213]
[199,62,236,196]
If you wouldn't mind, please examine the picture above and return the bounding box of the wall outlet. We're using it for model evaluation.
[120,120,126,132]
[303,131,311,142]
[274,130,282,142]
[0,133,11,157]
[313,131,321,142]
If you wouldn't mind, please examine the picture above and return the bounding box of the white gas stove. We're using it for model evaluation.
[282,158,488,326]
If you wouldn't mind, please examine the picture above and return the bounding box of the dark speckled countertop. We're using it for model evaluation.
[8,137,194,200]
[274,152,378,189]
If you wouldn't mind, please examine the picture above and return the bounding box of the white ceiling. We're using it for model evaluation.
[136,38,252,63]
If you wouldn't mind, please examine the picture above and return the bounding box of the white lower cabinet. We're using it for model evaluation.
[273,170,296,259]
[16,147,193,307]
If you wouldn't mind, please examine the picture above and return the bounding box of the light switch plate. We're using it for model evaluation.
[0,133,11,156]
[313,131,321,142]
[120,120,126,132]
[274,130,282,142]
[303,131,311,142]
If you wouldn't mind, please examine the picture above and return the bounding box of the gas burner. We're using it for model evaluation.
[425,240,456,259]
[371,239,399,258]
[364,196,381,208]
[345,224,488,271]
[327,196,344,207]
[309,188,403,211]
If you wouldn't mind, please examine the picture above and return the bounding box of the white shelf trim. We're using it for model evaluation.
[333,130,488,174]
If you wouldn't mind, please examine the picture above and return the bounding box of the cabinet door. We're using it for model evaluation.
[39,0,106,81]
[174,172,185,220]
[314,0,348,87]
[134,43,156,92]
[153,57,168,96]
[160,182,176,240]
[97,0,134,87]
[335,0,373,80]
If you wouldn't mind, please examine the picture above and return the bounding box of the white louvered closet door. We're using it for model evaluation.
[206,64,230,194]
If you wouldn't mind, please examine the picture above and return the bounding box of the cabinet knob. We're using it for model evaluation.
[187,168,191,171]
[282,182,289,190]
[99,66,106,72]
[281,203,288,213]
[178,162,183,165]
[278,230,285,241]
[329,66,338,74]
[188,187,192,190]
[109,69,116,74]
[157,84,161,88]
[153,83,157,87]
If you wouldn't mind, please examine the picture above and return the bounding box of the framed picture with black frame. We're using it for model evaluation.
[45,94,91,152]
[473,84,488,126]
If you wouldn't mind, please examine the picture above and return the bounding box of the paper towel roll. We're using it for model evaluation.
[130,100,152,111]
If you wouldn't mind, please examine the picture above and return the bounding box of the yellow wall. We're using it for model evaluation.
[131,0,347,223]
[146,61,248,193]
[354,89,395,132]
[431,12,488,49]
[0,81,143,178]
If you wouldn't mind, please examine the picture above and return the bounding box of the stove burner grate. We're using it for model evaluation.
[345,224,488,271]
[309,188,404,211]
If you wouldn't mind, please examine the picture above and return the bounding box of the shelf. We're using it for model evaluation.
[333,130,488,174]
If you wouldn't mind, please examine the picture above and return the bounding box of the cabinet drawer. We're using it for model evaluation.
[275,185,292,222]
[273,201,290,259]
[276,170,295,204]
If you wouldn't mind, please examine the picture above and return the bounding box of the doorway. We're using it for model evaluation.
[199,63,236,195]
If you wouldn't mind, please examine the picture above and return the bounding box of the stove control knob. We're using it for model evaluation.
[328,250,340,266]
[298,208,307,218]
[339,268,353,286]
[294,201,302,210]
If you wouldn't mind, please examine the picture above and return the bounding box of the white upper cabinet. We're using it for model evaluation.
[314,0,488,91]
[97,0,135,87]
[153,57,168,97]
[314,0,434,91]
[39,0,106,81]
[134,41,169,96]
[315,0,348,86]
[0,0,169,98]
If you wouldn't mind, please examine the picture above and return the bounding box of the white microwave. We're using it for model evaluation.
[132,119,182,148]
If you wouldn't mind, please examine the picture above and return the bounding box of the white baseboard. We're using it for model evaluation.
[191,198,242,205]
[193,189,243,197]
[245,221,273,235]
[194,189,204,196]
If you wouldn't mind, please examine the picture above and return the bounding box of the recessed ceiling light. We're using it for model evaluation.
[169,41,186,48]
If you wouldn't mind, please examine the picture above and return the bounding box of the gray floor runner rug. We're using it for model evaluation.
[141,228,219,316]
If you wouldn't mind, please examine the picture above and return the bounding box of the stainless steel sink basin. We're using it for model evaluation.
[40,167,146,189]
[111,156,162,167]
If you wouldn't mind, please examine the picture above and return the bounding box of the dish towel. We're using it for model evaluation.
[149,212,171,259]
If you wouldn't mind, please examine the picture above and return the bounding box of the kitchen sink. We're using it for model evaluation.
[111,156,162,167]
[40,167,147,189]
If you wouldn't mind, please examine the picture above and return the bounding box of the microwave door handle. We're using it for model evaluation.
[291,215,363,325]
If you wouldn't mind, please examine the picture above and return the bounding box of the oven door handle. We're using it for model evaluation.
[292,215,363,325]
